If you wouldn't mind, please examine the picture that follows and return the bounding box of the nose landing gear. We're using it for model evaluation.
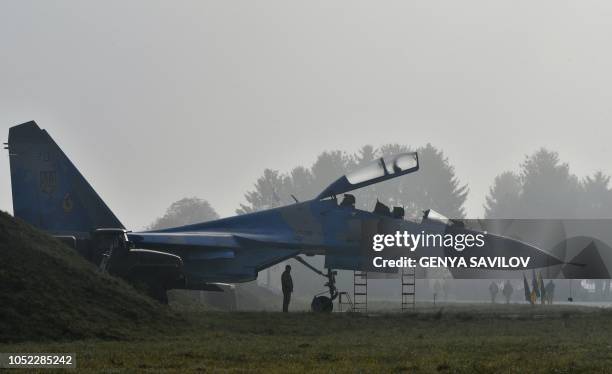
[294,256,338,313]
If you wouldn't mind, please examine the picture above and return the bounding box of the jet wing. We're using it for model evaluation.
[316,152,419,199]
[127,230,304,283]
[127,230,312,251]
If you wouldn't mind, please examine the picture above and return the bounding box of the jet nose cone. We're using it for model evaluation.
[484,232,563,268]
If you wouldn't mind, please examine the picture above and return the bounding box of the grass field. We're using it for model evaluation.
[2,303,612,373]
[2,213,611,372]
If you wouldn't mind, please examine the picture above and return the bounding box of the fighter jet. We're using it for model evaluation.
[6,121,569,307]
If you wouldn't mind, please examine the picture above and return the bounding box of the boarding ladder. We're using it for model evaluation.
[353,270,368,312]
[337,292,354,312]
[401,267,416,311]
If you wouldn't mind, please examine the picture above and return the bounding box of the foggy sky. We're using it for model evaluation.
[1,1,611,230]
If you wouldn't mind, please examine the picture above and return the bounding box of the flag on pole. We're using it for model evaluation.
[523,273,532,303]
[538,272,546,304]
[530,270,540,304]
[532,270,540,298]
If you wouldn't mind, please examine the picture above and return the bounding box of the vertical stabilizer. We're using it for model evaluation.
[8,121,123,237]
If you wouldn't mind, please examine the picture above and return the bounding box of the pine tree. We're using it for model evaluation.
[581,171,612,218]
[484,172,521,218]
[519,148,581,218]
[149,197,219,230]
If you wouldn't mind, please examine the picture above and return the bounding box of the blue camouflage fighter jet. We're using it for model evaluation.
[6,121,564,308]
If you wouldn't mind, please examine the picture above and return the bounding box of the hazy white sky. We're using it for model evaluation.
[1,0,611,229]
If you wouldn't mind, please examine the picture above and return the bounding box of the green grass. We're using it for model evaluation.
[2,305,612,373]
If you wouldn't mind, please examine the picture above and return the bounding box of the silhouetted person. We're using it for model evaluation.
[392,206,405,219]
[433,279,442,305]
[340,194,356,208]
[374,201,392,217]
[489,281,499,303]
[502,280,514,304]
[281,265,293,312]
[545,280,555,304]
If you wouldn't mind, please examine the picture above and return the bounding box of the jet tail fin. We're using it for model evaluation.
[7,121,123,237]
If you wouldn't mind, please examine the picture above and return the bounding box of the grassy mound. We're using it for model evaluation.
[0,211,176,343]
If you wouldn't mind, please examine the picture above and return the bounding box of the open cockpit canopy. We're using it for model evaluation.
[422,209,450,225]
[317,152,419,199]
[422,209,465,228]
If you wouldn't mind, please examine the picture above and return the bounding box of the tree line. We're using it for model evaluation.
[149,145,612,229]
[147,145,612,300]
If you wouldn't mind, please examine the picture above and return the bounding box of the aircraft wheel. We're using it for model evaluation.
[311,296,333,313]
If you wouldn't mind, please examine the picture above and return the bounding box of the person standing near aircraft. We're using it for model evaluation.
[502,280,514,304]
[489,281,499,303]
[281,265,293,312]
[545,280,555,304]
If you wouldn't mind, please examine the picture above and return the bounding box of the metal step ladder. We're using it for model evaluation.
[337,291,353,312]
[353,270,368,312]
[401,267,416,311]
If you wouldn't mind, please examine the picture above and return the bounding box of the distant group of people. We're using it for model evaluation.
[489,280,555,304]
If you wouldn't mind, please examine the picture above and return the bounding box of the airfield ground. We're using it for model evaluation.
[3,212,612,372]
[3,304,612,373]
